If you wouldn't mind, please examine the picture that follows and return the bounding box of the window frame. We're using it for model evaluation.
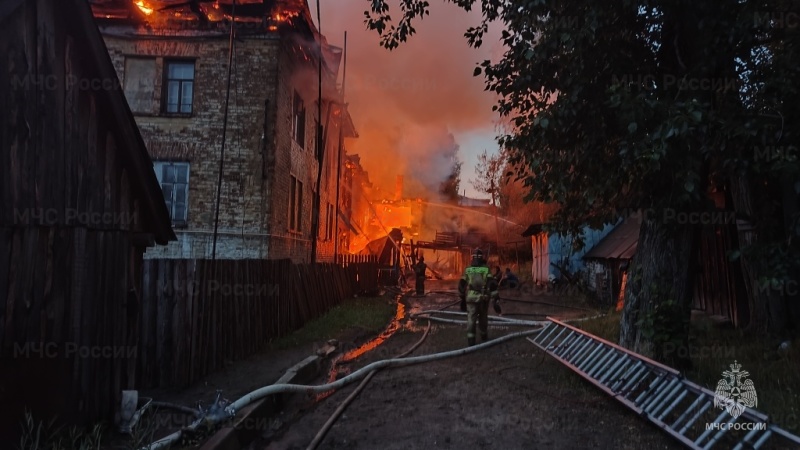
[123,56,158,115]
[162,59,196,116]
[153,161,190,227]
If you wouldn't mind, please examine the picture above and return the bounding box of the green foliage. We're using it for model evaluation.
[363,0,800,279]
[471,149,505,205]
[439,150,462,202]
[17,410,104,450]
[269,296,396,349]
[637,298,688,356]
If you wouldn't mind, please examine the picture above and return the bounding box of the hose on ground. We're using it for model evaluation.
[496,297,595,312]
[140,326,544,450]
[306,319,433,450]
[411,310,550,326]
[410,311,607,327]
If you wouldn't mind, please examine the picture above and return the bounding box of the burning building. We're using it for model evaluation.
[89,0,357,262]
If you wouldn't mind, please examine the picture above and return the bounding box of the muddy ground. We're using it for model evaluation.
[248,280,683,450]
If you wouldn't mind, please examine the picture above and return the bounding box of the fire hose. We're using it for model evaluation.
[138,326,545,450]
[305,319,433,450]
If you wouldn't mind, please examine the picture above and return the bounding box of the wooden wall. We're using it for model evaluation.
[0,0,159,438]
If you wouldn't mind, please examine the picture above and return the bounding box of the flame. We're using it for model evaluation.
[135,0,153,15]
[616,271,627,312]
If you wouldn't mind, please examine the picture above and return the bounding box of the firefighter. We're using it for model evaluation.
[458,249,499,346]
[414,256,427,296]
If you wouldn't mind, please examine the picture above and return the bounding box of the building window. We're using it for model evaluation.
[153,161,190,225]
[292,91,306,147]
[123,57,157,114]
[164,60,195,114]
[289,175,303,231]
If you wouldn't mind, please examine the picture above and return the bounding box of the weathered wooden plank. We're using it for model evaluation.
[0,228,12,350]
[188,259,201,385]
[13,229,37,344]
[26,227,48,343]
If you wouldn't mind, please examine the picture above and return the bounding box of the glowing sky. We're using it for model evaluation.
[309,0,504,200]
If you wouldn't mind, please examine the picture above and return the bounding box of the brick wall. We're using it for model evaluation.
[100,27,346,262]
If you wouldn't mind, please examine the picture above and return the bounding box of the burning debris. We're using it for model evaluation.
[90,0,312,33]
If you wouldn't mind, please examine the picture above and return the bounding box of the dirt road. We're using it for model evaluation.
[251,281,682,450]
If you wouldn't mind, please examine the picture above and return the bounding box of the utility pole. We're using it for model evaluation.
[310,0,323,264]
[491,178,501,259]
[333,31,347,262]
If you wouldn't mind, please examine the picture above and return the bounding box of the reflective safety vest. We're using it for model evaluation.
[463,265,490,297]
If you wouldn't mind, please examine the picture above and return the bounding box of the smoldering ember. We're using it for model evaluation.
[1,1,799,449]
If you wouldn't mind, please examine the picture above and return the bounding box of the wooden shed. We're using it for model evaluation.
[0,0,174,439]
[583,218,639,306]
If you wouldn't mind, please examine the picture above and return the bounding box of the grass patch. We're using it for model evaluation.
[575,312,800,433]
[575,309,620,341]
[17,410,104,450]
[268,296,396,350]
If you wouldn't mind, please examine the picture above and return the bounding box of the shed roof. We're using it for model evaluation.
[583,218,639,260]
[74,0,176,243]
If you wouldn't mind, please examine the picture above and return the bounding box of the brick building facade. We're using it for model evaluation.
[90,0,356,262]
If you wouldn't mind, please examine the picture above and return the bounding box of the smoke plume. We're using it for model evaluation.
[313,0,501,199]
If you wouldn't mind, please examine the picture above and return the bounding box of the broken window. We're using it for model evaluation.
[153,161,190,225]
[292,91,305,147]
[164,60,195,114]
[123,57,156,114]
[289,175,303,231]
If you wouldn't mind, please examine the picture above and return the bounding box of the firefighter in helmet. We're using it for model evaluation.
[458,249,499,346]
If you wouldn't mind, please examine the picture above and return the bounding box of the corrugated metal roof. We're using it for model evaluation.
[583,218,639,260]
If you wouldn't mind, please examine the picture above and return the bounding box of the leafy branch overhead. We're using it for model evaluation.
[364,0,799,244]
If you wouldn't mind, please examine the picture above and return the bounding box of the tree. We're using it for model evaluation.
[471,149,504,207]
[364,0,800,361]
[440,149,462,203]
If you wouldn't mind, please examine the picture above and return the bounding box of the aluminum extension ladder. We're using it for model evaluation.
[528,317,800,450]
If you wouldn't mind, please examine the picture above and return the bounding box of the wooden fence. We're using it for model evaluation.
[138,257,380,388]
[337,254,380,295]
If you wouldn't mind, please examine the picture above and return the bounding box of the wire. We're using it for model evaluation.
[211,0,236,266]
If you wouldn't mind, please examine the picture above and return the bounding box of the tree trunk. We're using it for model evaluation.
[728,172,774,334]
[620,215,696,369]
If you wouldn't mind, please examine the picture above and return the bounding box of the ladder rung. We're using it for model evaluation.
[617,363,648,395]
[534,322,559,345]
[657,389,688,421]
[598,354,630,385]
[566,338,595,365]
[574,343,604,370]
[752,429,773,449]
[634,373,668,404]
[546,326,569,350]
[553,331,578,357]
[609,360,643,391]
[733,425,768,450]
[571,340,601,367]
[642,377,681,414]
[673,393,706,430]
[696,411,736,448]
[578,345,612,372]
[586,348,619,378]
[679,402,712,435]
[561,335,589,360]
